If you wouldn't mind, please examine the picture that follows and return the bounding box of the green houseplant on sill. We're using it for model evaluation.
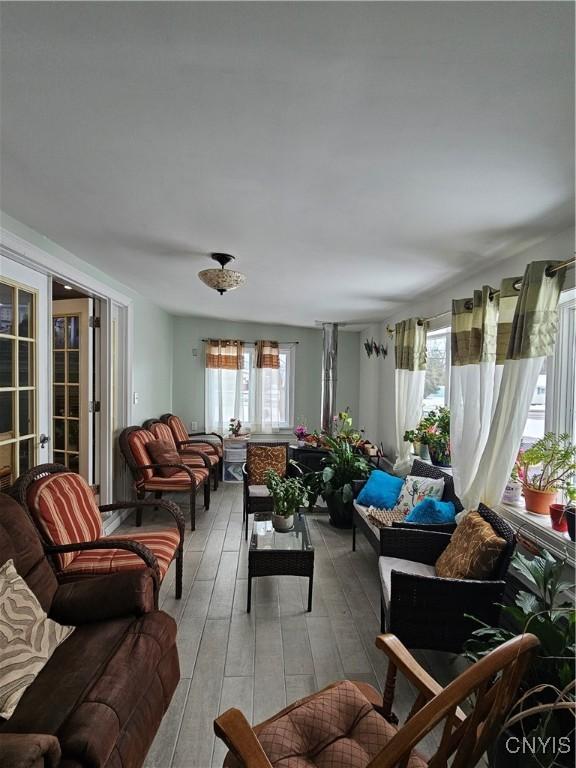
[464,549,575,767]
[519,433,576,516]
[265,469,308,532]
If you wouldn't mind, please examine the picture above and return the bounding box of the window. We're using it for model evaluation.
[423,327,451,414]
[205,344,295,433]
[521,288,575,449]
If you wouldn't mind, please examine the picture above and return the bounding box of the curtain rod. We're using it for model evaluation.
[201,339,299,344]
[390,256,576,330]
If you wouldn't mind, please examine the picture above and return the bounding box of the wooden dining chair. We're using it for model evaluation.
[214,632,539,768]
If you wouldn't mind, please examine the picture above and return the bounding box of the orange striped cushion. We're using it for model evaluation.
[127,429,156,481]
[62,529,180,579]
[181,455,209,468]
[143,467,209,490]
[168,415,189,443]
[27,473,102,570]
[148,421,177,448]
[180,444,219,466]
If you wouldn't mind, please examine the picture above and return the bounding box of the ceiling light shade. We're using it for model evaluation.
[198,253,246,295]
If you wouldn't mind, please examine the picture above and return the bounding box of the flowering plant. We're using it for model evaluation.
[294,423,309,440]
[228,418,242,437]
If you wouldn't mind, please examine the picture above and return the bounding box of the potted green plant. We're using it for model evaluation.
[402,428,420,456]
[519,433,576,516]
[265,469,308,532]
[312,411,371,528]
[464,549,575,767]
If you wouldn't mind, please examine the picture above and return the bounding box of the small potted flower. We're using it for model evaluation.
[519,433,576,516]
[228,417,242,437]
[265,469,308,531]
[294,421,309,447]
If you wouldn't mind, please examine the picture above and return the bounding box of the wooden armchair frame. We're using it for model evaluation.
[11,463,186,602]
[214,632,539,768]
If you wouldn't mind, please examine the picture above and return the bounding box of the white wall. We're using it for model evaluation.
[359,227,575,456]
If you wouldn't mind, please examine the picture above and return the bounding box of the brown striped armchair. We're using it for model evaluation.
[10,463,185,600]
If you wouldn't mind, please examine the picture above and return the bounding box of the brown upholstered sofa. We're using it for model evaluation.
[0,492,180,768]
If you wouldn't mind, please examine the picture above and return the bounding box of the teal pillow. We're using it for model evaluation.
[405,497,456,524]
[356,470,403,510]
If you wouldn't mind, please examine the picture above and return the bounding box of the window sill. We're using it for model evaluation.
[494,500,575,567]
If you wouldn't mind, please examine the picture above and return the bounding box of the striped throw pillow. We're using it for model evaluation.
[0,559,74,719]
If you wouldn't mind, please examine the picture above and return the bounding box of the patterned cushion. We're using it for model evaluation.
[0,559,74,718]
[27,472,103,570]
[149,422,218,465]
[61,529,180,579]
[247,445,287,485]
[147,440,182,477]
[143,467,209,490]
[253,680,427,768]
[395,475,445,516]
[435,511,506,580]
[127,428,156,482]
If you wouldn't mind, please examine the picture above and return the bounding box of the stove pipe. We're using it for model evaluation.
[321,323,338,435]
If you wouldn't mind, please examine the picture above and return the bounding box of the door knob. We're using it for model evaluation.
[39,433,50,448]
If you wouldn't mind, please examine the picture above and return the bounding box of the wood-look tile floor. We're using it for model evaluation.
[117,483,484,768]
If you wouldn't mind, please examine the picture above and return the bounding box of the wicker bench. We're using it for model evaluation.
[352,459,462,554]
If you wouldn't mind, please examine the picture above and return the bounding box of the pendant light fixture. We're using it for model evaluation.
[198,253,246,295]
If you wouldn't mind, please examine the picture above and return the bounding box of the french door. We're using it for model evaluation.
[0,257,50,486]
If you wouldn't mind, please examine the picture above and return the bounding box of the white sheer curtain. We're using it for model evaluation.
[205,367,243,434]
[394,318,427,474]
[464,261,566,509]
[252,366,283,433]
[450,284,511,509]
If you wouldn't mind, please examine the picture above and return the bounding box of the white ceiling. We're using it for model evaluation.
[0,2,573,327]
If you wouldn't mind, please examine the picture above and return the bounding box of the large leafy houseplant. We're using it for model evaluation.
[464,549,575,767]
[317,412,371,528]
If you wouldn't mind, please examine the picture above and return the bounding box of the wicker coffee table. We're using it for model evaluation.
[247,511,314,613]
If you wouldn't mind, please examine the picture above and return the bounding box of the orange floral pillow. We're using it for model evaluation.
[248,446,287,485]
[435,511,506,580]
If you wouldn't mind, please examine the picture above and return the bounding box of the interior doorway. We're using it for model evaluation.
[52,280,101,491]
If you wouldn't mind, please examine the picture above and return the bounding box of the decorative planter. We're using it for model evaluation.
[523,486,557,515]
[324,492,354,528]
[413,441,421,456]
[418,444,431,462]
[566,507,575,541]
[549,504,568,533]
[297,440,305,448]
[430,451,451,468]
[502,480,522,504]
[272,513,294,532]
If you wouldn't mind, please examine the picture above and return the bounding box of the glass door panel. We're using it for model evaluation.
[0,277,38,485]
[52,312,81,472]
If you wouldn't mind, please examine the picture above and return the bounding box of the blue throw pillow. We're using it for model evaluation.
[405,497,456,525]
[356,470,404,510]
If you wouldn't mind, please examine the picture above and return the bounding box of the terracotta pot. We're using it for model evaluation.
[523,486,557,515]
[549,503,568,533]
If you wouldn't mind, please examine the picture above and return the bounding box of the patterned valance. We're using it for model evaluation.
[255,340,280,369]
[508,261,566,360]
[394,318,428,371]
[205,339,244,369]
